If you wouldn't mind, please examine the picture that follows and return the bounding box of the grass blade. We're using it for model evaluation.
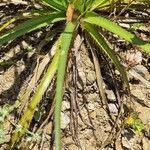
[42,0,66,11]
[91,0,110,10]
[83,22,130,92]
[54,22,76,150]
[0,18,17,33]
[83,11,150,53]
[10,37,61,147]
[0,12,65,45]
[0,10,53,33]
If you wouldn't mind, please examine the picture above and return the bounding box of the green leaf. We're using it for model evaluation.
[10,37,61,147]
[54,22,76,150]
[73,0,85,12]
[0,10,54,33]
[0,18,17,32]
[133,119,145,134]
[85,0,94,9]
[41,0,66,11]
[83,11,150,53]
[0,12,65,45]
[91,0,110,10]
[60,0,68,7]
[83,22,130,92]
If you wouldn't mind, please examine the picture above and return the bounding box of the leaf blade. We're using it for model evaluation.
[10,36,62,147]
[83,22,130,92]
[0,12,65,45]
[54,21,76,150]
[83,11,150,53]
[41,0,66,11]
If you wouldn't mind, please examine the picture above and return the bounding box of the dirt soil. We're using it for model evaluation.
[0,1,150,150]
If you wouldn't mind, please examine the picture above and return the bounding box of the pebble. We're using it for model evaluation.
[106,90,116,101]
[87,102,95,111]
[122,137,134,149]
[61,101,70,111]
[21,41,29,49]
[78,71,86,85]
[87,93,99,102]
[61,112,70,129]
[108,103,118,114]
[133,65,150,80]
[4,0,28,5]
[142,137,150,150]
[87,71,96,84]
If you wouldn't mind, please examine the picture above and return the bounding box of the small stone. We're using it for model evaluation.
[106,90,116,101]
[87,103,95,111]
[122,137,132,149]
[22,41,29,49]
[142,137,150,150]
[36,31,43,38]
[122,130,139,149]
[87,93,99,102]
[66,144,79,150]
[90,111,97,119]
[78,71,86,85]
[115,139,123,150]
[119,23,130,28]
[8,0,28,5]
[87,71,96,84]
[45,122,53,134]
[133,65,150,80]
[108,103,118,114]
[115,70,120,75]
[61,112,70,129]
[61,101,70,111]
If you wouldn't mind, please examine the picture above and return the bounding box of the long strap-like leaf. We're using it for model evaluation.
[83,11,150,53]
[54,22,76,150]
[0,12,65,45]
[42,0,66,11]
[91,0,110,10]
[0,10,53,33]
[10,37,61,147]
[83,22,130,92]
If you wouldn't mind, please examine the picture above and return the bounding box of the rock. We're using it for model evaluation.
[87,102,95,111]
[142,137,150,150]
[4,0,28,5]
[61,112,70,129]
[122,136,136,149]
[61,101,70,111]
[5,45,21,59]
[90,111,97,119]
[86,93,99,102]
[122,130,142,150]
[65,144,79,150]
[21,41,29,49]
[108,103,118,114]
[133,65,150,80]
[36,31,43,38]
[106,90,116,102]
[87,71,96,85]
[78,70,86,85]
[119,23,130,28]
[115,70,120,75]
[138,107,150,124]
[115,139,123,150]
[123,50,142,66]
[45,122,53,134]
